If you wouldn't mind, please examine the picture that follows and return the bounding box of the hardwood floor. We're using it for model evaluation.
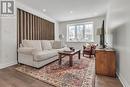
[95,75,123,87]
[0,66,123,87]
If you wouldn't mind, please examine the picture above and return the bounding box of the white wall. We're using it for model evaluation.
[106,0,130,87]
[0,18,2,64]
[0,1,59,69]
[59,16,105,51]
[0,17,17,68]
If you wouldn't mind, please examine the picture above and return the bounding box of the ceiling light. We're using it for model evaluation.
[43,9,46,12]
[70,11,73,14]
[94,12,98,15]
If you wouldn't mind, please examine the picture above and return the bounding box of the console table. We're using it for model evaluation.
[95,48,116,77]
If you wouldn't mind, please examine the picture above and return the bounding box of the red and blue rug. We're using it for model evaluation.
[16,56,95,87]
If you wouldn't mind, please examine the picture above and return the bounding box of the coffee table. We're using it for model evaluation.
[58,50,80,67]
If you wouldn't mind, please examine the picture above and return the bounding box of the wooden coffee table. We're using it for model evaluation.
[58,50,80,67]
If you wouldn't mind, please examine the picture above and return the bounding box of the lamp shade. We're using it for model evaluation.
[96,28,106,35]
[96,28,101,35]
[59,34,64,40]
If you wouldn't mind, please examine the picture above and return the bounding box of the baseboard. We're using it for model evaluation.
[0,61,17,69]
[116,72,130,87]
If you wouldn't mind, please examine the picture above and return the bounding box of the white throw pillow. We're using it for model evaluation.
[22,40,42,51]
[85,43,91,48]
[41,40,52,50]
[52,41,62,49]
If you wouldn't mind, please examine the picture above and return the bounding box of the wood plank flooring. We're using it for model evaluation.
[0,66,123,87]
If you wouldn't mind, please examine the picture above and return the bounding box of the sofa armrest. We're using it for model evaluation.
[18,47,36,55]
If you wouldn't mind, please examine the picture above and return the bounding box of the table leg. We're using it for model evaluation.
[69,55,73,67]
[89,54,91,58]
[59,54,62,65]
[78,50,80,59]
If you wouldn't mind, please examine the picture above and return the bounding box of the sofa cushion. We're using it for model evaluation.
[18,47,35,55]
[52,41,62,49]
[22,40,42,51]
[33,50,58,62]
[41,40,52,50]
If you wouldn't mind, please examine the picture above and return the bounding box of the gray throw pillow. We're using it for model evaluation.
[52,41,62,49]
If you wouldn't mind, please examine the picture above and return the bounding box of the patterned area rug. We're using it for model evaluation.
[16,56,95,87]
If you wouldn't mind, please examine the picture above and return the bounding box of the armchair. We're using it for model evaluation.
[83,43,97,58]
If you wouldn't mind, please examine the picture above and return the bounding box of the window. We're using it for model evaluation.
[67,22,94,42]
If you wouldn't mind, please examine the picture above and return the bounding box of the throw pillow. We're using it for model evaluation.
[41,40,52,50]
[22,40,42,51]
[85,43,91,48]
[52,41,62,49]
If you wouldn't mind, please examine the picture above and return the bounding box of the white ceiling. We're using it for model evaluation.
[17,0,109,22]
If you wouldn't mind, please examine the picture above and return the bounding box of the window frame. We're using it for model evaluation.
[67,22,94,42]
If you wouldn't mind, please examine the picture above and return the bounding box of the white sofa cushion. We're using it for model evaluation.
[22,40,42,51]
[18,47,35,55]
[33,50,58,62]
[41,40,52,50]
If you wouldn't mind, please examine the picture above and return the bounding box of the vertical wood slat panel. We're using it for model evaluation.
[26,13,28,40]
[19,9,21,46]
[42,19,44,39]
[36,16,38,40]
[37,17,39,40]
[40,18,42,40]
[53,23,55,39]
[29,13,32,40]
[49,21,51,40]
[35,16,37,40]
[27,13,30,40]
[34,16,36,40]
[40,19,42,40]
[23,11,26,40]
[17,8,55,46]
[17,9,20,47]
[52,23,55,40]
[39,18,41,40]
[45,20,47,39]
[46,21,48,39]
[48,21,50,40]
[32,15,35,40]
[48,22,50,40]
[47,21,49,40]
[28,13,30,40]
[37,17,40,40]
[50,23,52,40]
[50,24,52,40]
[20,10,24,43]
[39,17,41,40]
[43,19,45,39]
[22,11,24,40]
[30,14,32,40]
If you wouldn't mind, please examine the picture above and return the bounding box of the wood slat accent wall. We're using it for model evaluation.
[17,8,55,47]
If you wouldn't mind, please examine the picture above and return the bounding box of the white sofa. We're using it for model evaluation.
[18,40,70,68]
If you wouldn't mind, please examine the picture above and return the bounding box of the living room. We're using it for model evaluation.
[0,0,130,87]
